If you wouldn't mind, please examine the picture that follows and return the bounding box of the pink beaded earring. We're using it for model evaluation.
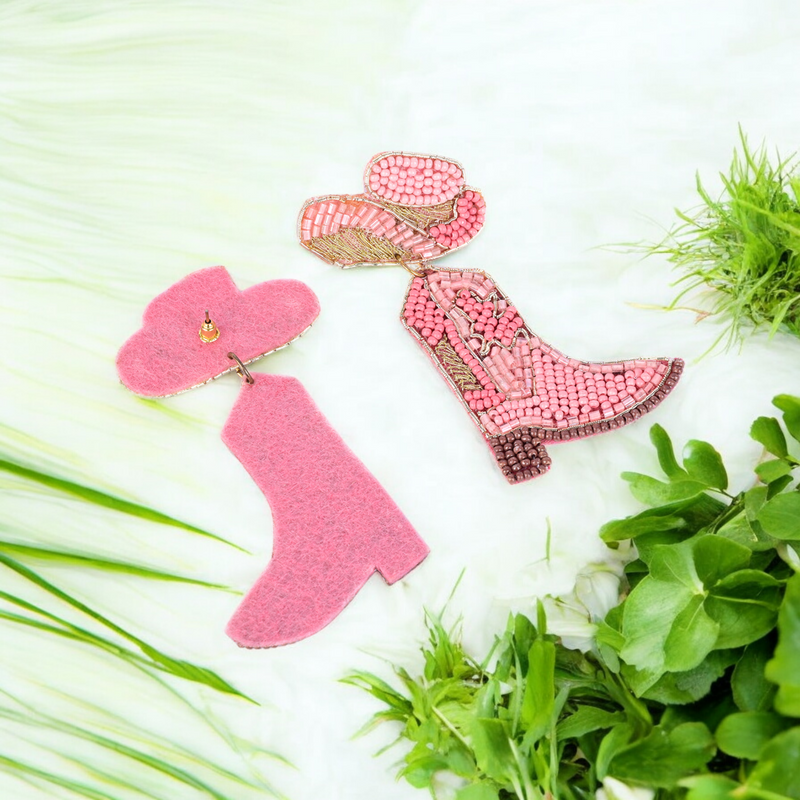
[298,152,683,485]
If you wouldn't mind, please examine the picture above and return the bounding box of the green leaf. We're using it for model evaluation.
[712,569,782,596]
[620,537,764,675]
[744,727,800,799]
[681,774,740,800]
[732,638,778,712]
[706,603,779,651]
[663,595,720,672]
[606,722,715,789]
[650,424,689,479]
[444,747,476,779]
[556,707,626,741]
[470,719,516,784]
[596,723,634,780]
[401,753,452,788]
[717,511,765,550]
[715,711,792,759]
[520,639,555,745]
[693,536,751,587]
[456,784,500,800]
[758,493,800,541]
[648,539,705,588]
[613,496,728,563]
[768,474,795,498]
[620,576,699,673]
[618,663,662,699]
[745,485,769,519]
[641,650,738,706]
[707,571,781,650]
[514,613,537,667]
[341,672,412,722]
[755,459,794,483]
[621,473,708,506]
[659,687,738,735]
[0,458,245,551]
[751,416,789,457]
[683,440,729,491]
[600,513,686,543]
[773,394,800,445]
[765,573,800,716]
[595,620,625,652]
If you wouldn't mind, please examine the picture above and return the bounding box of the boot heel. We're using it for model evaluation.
[374,532,429,585]
[486,428,551,485]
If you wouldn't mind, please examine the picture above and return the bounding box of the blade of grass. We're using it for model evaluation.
[38,689,292,789]
[0,458,247,552]
[0,607,169,676]
[0,555,253,702]
[42,752,165,800]
[0,540,232,590]
[0,753,122,800]
[0,706,237,800]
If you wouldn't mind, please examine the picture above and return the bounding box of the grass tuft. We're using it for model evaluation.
[639,128,800,352]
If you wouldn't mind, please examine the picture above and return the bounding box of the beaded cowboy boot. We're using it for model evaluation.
[298,152,683,485]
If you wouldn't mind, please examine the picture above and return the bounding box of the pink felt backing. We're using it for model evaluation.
[117,267,320,397]
[222,374,429,649]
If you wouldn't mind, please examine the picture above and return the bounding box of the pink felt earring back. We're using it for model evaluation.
[117,266,321,397]
[117,266,428,648]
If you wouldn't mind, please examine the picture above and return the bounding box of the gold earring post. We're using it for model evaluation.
[199,310,220,343]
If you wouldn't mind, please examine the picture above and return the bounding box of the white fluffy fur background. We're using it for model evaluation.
[3,2,800,798]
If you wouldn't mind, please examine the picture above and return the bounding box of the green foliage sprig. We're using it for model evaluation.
[346,395,800,800]
[642,130,800,351]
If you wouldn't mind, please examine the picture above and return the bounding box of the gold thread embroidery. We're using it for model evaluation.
[306,228,411,266]
[434,339,482,392]
[387,199,456,231]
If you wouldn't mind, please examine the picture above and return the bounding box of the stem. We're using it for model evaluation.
[431,707,470,750]
[734,788,794,800]
[600,664,653,736]
[509,739,542,800]
[707,493,744,532]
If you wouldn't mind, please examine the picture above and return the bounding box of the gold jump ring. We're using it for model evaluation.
[227,352,254,385]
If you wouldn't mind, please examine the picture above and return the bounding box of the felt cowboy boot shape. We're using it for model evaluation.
[299,152,683,484]
[117,267,428,648]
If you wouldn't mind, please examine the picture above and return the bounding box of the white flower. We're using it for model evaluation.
[542,596,599,651]
[543,542,635,651]
[778,543,800,572]
[597,776,655,800]
[490,538,636,652]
